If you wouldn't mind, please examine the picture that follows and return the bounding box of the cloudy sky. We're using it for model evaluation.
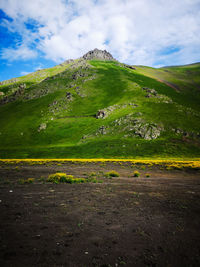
[0,0,200,81]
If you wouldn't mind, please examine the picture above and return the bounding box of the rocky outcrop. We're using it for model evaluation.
[171,128,200,139]
[68,58,92,69]
[90,115,163,140]
[82,48,115,61]
[0,78,17,86]
[142,87,173,103]
[129,119,162,140]
[96,103,138,119]
[23,60,96,101]
[60,59,74,66]
[124,64,136,70]
[112,116,163,140]
[115,62,136,70]
[142,87,158,97]
[0,85,25,105]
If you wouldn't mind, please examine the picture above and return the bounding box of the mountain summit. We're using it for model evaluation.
[82,48,114,60]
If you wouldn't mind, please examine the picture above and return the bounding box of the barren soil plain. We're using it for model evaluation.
[0,160,200,267]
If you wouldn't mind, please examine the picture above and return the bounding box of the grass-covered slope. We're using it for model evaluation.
[0,59,200,158]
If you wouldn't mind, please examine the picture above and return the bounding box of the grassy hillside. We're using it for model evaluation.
[0,59,200,158]
[135,63,200,110]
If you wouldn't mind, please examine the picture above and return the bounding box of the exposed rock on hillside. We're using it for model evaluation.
[82,114,163,142]
[171,128,200,139]
[68,58,92,69]
[111,116,163,140]
[23,61,96,101]
[19,83,26,89]
[96,103,138,119]
[130,119,162,140]
[0,85,25,105]
[142,87,173,103]
[82,48,115,61]
[60,59,74,66]
[115,62,136,70]
[142,87,158,96]
[0,78,17,86]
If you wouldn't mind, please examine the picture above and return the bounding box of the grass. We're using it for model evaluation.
[0,59,200,158]
[47,172,101,184]
[18,178,35,184]
[105,170,120,177]
[133,170,140,177]
[89,172,97,177]
[47,173,85,184]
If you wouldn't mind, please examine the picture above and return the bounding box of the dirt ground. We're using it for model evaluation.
[0,161,200,267]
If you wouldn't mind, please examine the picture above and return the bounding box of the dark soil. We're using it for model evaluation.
[0,161,200,267]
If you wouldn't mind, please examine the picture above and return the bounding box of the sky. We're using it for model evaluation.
[0,0,200,81]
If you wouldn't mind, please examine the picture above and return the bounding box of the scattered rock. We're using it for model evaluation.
[142,87,157,94]
[49,101,58,107]
[38,123,47,132]
[66,92,72,100]
[135,112,142,116]
[145,93,153,98]
[98,126,107,135]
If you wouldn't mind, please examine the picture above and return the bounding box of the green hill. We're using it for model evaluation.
[0,49,200,159]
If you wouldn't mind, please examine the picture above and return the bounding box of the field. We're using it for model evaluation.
[0,159,200,266]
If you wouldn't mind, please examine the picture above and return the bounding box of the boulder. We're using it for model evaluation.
[96,110,106,119]
[38,123,47,132]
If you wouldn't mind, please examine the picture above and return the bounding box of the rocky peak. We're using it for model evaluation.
[82,48,115,61]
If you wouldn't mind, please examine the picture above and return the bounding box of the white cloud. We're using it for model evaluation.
[0,0,200,66]
[1,46,37,61]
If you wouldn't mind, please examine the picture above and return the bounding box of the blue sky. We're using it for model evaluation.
[0,0,200,81]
